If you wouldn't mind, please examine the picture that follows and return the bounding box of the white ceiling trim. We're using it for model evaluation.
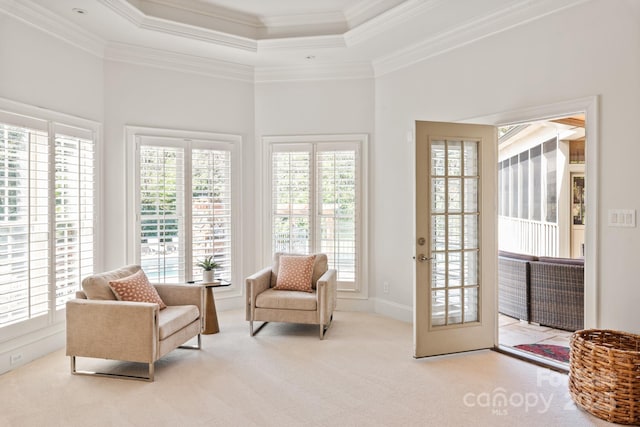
[105,42,254,82]
[344,0,396,28]
[97,0,439,54]
[345,0,444,47]
[258,35,347,52]
[373,0,590,77]
[261,11,346,28]
[97,0,257,52]
[143,0,261,28]
[255,61,373,83]
[0,0,105,57]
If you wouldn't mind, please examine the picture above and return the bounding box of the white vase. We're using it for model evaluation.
[203,270,215,283]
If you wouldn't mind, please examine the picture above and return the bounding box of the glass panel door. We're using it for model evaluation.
[414,121,496,358]
[430,140,480,327]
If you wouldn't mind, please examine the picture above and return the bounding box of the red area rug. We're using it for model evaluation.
[514,343,570,364]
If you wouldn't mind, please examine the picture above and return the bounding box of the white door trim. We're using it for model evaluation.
[464,95,599,329]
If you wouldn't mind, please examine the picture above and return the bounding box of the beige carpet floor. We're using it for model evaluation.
[0,310,609,426]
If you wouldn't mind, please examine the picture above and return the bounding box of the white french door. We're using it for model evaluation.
[414,121,497,358]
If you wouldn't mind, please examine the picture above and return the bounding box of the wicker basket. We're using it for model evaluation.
[569,329,640,425]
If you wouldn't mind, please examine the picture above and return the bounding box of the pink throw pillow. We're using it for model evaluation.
[274,255,316,293]
[109,269,167,309]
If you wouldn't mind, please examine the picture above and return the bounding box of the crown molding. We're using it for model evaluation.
[0,0,105,57]
[105,42,254,82]
[345,0,444,47]
[373,0,590,77]
[344,0,390,27]
[142,0,261,28]
[258,34,346,52]
[97,0,257,52]
[260,11,346,29]
[255,61,373,83]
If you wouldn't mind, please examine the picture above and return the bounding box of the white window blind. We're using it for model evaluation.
[0,123,49,326]
[272,149,311,254]
[317,148,358,283]
[135,136,236,284]
[0,109,97,330]
[139,145,185,282]
[270,140,362,291]
[192,149,232,282]
[54,132,95,309]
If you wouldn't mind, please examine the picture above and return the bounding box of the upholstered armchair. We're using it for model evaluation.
[245,253,337,339]
[66,265,204,381]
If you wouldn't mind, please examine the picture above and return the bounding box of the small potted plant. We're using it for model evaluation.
[196,256,220,283]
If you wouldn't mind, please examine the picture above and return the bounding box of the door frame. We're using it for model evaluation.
[463,95,599,329]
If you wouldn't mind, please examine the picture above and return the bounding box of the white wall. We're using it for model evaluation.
[0,15,104,374]
[0,15,103,121]
[254,78,376,309]
[103,61,256,307]
[374,0,640,331]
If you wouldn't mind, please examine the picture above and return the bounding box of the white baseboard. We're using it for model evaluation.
[0,324,66,375]
[216,294,413,324]
[372,297,413,323]
[335,297,374,312]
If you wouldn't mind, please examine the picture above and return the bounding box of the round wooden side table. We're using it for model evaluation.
[192,281,231,334]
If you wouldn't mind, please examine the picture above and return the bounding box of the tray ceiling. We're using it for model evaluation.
[5,0,589,78]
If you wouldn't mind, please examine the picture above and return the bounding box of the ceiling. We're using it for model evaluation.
[6,0,588,79]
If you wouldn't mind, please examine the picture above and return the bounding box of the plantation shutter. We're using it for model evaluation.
[54,126,95,310]
[270,140,361,291]
[191,148,232,282]
[138,143,185,282]
[317,144,359,287]
[272,145,312,254]
[0,117,49,326]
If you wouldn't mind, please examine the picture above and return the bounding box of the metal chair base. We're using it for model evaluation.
[250,320,269,336]
[249,318,334,339]
[70,334,202,382]
[70,356,155,382]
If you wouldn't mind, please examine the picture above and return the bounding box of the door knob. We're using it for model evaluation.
[417,254,432,262]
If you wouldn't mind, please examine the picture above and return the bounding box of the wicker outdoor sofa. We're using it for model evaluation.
[498,250,584,331]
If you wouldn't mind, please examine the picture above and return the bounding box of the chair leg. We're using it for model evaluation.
[179,334,201,350]
[320,314,334,340]
[250,320,268,337]
[70,356,155,382]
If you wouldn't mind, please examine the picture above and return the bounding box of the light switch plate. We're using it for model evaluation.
[608,209,636,227]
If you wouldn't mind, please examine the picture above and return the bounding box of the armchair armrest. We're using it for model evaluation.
[317,269,337,325]
[245,267,272,320]
[66,299,158,363]
[154,284,204,314]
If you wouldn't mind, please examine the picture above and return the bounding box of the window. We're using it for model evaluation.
[531,145,542,221]
[519,151,529,219]
[499,138,557,224]
[509,155,518,217]
[266,135,367,294]
[499,160,508,216]
[0,106,97,331]
[128,127,240,285]
[544,138,557,223]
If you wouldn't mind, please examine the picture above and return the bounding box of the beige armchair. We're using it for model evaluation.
[246,253,337,339]
[66,265,204,381]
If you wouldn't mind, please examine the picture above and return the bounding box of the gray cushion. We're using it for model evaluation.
[537,256,584,266]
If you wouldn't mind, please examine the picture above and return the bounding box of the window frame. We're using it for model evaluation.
[262,134,368,300]
[0,97,101,340]
[125,126,242,296]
